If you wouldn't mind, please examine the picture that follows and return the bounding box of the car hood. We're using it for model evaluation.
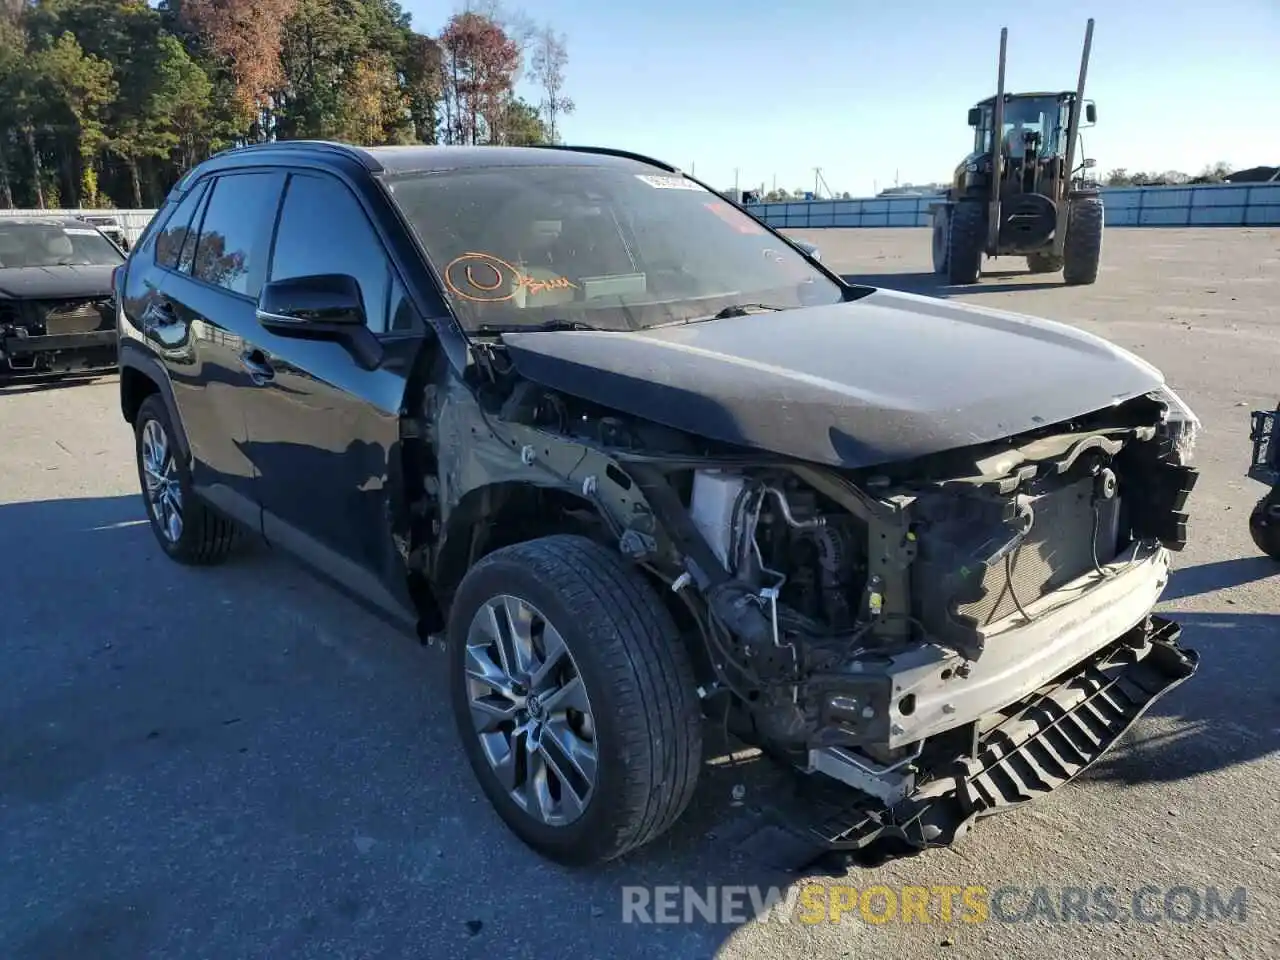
[0,264,116,300]
[500,288,1167,469]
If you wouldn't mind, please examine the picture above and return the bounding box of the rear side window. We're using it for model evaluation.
[176,186,211,275]
[269,172,390,332]
[154,180,209,269]
[191,172,285,298]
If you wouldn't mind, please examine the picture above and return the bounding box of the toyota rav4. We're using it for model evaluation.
[115,141,1200,867]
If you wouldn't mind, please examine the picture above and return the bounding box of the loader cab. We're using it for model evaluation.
[969,93,1097,161]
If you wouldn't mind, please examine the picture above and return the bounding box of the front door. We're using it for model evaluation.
[238,169,427,627]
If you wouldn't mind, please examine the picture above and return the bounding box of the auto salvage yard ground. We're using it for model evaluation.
[2,227,1277,960]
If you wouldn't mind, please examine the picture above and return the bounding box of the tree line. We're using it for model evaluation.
[1104,162,1235,187]
[0,0,574,210]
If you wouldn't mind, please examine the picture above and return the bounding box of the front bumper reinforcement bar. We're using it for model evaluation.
[742,615,1197,870]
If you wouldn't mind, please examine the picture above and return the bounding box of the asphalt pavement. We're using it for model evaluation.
[1,227,1276,959]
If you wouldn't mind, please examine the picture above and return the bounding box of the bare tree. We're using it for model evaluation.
[530,25,573,144]
[463,0,536,80]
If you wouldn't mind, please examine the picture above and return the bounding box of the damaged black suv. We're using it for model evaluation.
[116,141,1201,867]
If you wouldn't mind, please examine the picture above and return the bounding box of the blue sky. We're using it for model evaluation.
[405,1,1280,197]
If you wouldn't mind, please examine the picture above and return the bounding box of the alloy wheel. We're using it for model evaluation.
[464,594,598,826]
[141,418,184,543]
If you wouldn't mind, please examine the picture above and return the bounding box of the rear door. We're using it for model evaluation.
[238,169,428,626]
[148,170,286,526]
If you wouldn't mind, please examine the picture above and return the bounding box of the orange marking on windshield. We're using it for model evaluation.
[465,263,503,291]
[444,251,578,303]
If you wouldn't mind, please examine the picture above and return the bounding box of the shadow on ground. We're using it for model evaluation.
[0,370,116,396]
[1161,555,1277,601]
[3,496,1274,959]
[0,495,834,960]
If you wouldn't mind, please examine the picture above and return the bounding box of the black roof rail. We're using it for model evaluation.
[528,144,680,173]
[214,139,383,172]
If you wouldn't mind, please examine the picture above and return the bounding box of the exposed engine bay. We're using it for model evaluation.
[449,366,1200,826]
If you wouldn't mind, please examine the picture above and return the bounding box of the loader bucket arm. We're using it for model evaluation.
[986,27,1008,252]
[1053,18,1095,257]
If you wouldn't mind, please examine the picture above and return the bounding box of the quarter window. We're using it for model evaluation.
[154,180,209,270]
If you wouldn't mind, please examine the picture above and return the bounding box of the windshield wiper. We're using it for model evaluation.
[651,302,789,329]
[709,302,787,319]
[473,319,598,334]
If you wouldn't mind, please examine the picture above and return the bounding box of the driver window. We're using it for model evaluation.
[269,172,391,332]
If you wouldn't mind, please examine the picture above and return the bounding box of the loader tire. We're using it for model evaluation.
[946,201,985,285]
[1026,252,1064,274]
[1249,488,1280,562]
[1063,197,1104,286]
[931,206,950,275]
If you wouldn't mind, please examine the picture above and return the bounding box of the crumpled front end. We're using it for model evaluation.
[655,386,1200,857]
[0,296,117,376]
[464,345,1202,862]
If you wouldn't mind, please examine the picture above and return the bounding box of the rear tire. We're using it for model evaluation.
[1062,197,1104,286]
[1249,488,1280,561]
[1026,252,1064,274]
[946,201,986,285]
[447,534,703,865]
[133,394,239,565]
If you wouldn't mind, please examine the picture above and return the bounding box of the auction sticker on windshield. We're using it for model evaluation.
[635,174,703,191]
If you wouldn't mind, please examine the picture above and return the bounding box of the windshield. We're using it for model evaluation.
[975,96,1066,158]
[384,163,844,333]
[0,222,124,269]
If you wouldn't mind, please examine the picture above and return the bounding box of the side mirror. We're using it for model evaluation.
[257,273,365,333]
[967,107,982,127]
[1085,102,1097,125]
[256,273,383,370]
[1081,158,1097,169]
[793,240,822,261]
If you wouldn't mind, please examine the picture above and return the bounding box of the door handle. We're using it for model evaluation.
[239,348,275,383]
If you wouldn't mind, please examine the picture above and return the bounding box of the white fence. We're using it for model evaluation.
[2,208,159,244]
[745,182,1280,229]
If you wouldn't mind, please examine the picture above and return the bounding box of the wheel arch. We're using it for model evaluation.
[426,480,617,621]
[119,345,192,466]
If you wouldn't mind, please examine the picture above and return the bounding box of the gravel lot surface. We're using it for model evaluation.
[2,227,1277,959]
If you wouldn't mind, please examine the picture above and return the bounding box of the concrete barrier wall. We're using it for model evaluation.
[749,182,1280,229]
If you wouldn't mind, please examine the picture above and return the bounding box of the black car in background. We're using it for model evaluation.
[0,216,125,378]
[114,141,1199,868]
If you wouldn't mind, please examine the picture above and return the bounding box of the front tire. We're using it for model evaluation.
[1249,488,1280,561]
[930,207,950,275]
[946,200,986,285]
[447,535,703,865]
[133,394,239,564]
[1063,196,1104,285]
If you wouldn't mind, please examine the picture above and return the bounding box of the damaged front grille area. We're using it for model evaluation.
[2,298,117,373]
[0,298,113,336]
[35,298,114,335]
[904,434,1176,659]
[955,476,1121,626]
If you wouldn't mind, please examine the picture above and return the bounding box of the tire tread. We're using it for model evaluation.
[136,395,239,566]
[1063,198,1104,286]
[462,535,702,861]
